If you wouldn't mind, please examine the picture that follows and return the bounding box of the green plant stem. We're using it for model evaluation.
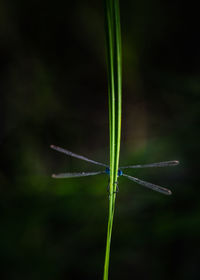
[103,0,122,279]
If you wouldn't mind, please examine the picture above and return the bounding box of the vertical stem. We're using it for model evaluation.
[103,0,122,279]
[114,0,122,185]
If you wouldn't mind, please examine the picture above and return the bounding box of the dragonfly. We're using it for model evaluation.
[50,145,179,195]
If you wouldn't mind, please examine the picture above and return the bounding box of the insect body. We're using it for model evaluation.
[105,167,123,177]
[50,145,179,195]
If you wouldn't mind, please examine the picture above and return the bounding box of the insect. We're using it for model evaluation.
[50,145,179,195]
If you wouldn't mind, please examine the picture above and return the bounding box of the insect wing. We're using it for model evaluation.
[52,171,105,178]
[122,173,172,195]
[120,160,179,169]
[50,145,108,167]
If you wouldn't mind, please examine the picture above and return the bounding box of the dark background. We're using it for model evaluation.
[0,0,199,279]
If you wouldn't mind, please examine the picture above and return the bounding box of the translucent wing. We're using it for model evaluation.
[50,145,108,167]
[122,173,172,195]
[120,160,179,169]
[52,171,106,178]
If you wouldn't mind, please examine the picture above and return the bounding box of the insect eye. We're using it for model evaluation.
[105,167,110,174]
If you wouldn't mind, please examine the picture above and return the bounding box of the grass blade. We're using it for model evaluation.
[103,0,122,279]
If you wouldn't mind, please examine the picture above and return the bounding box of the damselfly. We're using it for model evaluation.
[50,145,179,195]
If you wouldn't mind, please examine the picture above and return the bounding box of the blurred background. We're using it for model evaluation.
[0,0,199,279]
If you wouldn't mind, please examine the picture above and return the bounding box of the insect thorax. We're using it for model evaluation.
[105,167,123,176]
